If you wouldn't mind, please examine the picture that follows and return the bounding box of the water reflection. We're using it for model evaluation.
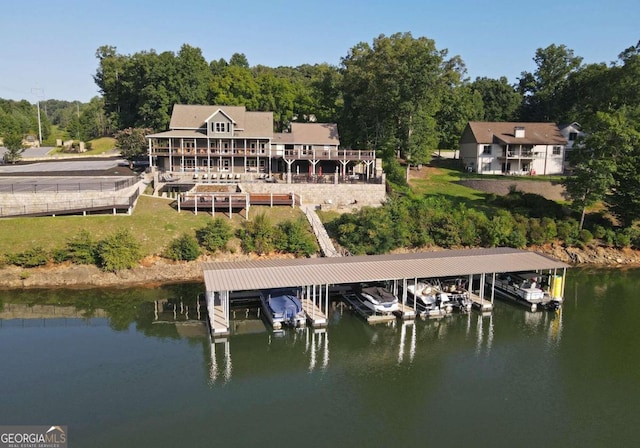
[0,286,568,386]
[473,312,494,356]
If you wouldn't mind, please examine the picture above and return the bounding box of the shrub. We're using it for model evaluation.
[6,246,50,267]
[238,213,275,255]
[592,225,607,239]
[579,229,594,245]
[165,233,201,261]
[196,218,233,252]
[275,219,318,257]
[557,219,579,246]
[65,230,98,264]
[96,229,142,271]
[614,230,632,249]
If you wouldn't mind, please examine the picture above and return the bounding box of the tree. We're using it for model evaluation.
[115,127,152,161]
[2,132,25,164]
[518,44,583,121]
[603,108,640,227]
[229,53,249,68]
[470,76,522,121]
[340,32,450,163]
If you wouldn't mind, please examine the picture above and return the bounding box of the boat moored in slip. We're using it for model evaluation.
[260,289,307,330]
[487,272,561,312]
[355,285,399,314]
[405,281,453,317]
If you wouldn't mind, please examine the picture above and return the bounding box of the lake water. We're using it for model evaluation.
[1,269,639,447]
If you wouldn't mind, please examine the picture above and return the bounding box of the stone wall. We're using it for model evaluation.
[239,181,386,208]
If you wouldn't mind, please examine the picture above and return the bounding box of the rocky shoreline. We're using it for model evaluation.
[0,245,639,290]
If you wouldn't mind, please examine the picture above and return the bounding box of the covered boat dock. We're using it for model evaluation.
[202,247,569,336]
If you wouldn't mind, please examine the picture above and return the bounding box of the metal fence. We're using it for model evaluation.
[0,177,137,194]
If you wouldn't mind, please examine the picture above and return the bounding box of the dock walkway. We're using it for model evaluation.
[469,292,493,312]
[301,298,328,327]
[302,205,341,257]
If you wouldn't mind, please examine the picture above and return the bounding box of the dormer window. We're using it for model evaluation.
[212,122,230,133]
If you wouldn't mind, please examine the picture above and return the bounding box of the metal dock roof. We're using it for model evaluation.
[202,247,569,292]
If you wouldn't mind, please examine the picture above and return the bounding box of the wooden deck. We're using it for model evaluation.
[301,298,328,327]
[469,292,493,312]
[394,303,416,320]
[205,291,230,336]
[180,193,297,211]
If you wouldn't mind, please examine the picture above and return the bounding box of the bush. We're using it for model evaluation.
[579,229,594,245]
[592,225,607,239]
[65,230,98,264]
[238,213,275,255]
[557,219,579,246]
[164,233,201,261]
[275,219,318,257]
[96,229,142,271]
[196,218,233,252]
[6,246,50,267]
[614,230,632,249]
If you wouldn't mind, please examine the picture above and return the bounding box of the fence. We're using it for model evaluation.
[0,177,137,194]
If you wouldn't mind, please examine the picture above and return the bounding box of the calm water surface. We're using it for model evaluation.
[1,269,639,447]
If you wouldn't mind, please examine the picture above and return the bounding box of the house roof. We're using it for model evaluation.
[465,122,567,145]
[168,105,274,138]
[202,247,568,292]
[273,123,340,145]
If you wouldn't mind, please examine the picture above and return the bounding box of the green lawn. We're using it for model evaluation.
[408,164,486,203]
[0,195,306,256]
[47,137,117,157]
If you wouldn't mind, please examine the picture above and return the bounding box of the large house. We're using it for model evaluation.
[146,105,380,182]
[459,122,567,176]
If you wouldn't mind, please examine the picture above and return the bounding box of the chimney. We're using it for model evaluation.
[514,126,525,138]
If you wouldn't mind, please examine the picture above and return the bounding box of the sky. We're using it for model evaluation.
[1,0,638,104]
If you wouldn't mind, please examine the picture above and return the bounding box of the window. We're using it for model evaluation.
[552,146,562,156]
[482,162,491,172]
[569,132,577,141]
[482,145,492,155]
[213,122,229,133]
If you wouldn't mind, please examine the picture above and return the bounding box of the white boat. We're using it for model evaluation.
[439,278,472,312]
[357,285,399,314]
[487,272,551,312]
[260,289,306,329]
[406,282,453,316]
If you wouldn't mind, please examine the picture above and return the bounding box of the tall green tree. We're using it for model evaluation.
[340,32,451,164]
[518,44,583,122]
[2,132,25,164]
[470,76,522,121]
[115,127,152,160]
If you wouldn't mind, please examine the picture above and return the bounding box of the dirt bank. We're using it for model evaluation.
[0,246,638,290]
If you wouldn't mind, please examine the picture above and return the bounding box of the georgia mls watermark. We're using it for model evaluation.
[0,426,67,448]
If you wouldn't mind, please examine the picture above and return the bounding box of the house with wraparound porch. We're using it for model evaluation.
[145,104,386,207]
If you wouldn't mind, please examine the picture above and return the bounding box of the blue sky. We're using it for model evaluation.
[1,0,638,103]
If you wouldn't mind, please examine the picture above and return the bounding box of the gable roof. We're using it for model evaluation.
[168,105,274,138]
[463,122,567,145]
[279,123,340,145]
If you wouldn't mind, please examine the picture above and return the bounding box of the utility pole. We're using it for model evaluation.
[31,87,44,145]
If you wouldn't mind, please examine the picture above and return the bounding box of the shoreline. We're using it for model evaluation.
[1,245,639,290]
